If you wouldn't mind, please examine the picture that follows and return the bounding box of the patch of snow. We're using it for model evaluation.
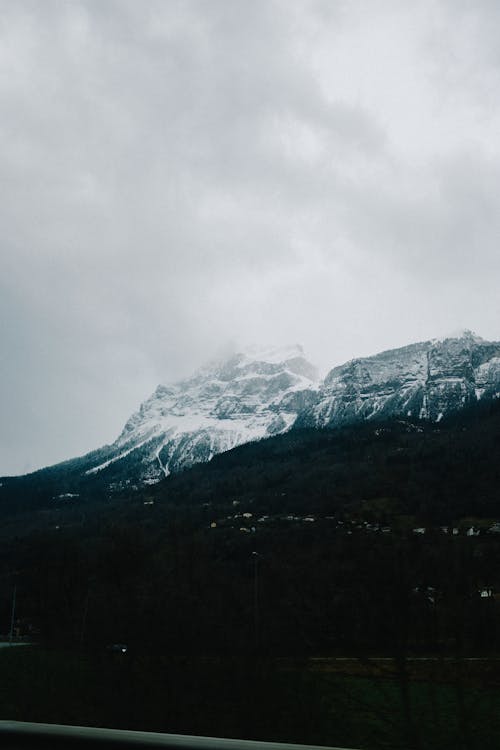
[155,446,170,478]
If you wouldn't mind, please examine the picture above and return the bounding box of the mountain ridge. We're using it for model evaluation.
[2,332,500,497]
[305,330,500,428]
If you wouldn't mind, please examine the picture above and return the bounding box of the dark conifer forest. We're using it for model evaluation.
[2,401,500,747]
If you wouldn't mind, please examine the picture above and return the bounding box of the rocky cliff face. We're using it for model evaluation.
[83,345,319,485]
[305,331,500,428]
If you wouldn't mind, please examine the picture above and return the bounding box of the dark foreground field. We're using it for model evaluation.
[1,648,500,750]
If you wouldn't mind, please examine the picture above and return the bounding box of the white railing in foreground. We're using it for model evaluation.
[0,721,356,750]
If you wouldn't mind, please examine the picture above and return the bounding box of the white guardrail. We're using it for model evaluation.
[0,722,356,750]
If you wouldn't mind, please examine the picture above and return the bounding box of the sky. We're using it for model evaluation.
[2,0,500,475]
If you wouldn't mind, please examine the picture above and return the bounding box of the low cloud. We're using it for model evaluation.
[1,0,500,473]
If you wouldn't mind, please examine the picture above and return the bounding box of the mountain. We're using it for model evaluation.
[86,344,319,486]
[1,331,500,504]
[0,345,318,503]
[303,330,500,427]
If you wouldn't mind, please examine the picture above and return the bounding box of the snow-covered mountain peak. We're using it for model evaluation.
[98,345,319,483]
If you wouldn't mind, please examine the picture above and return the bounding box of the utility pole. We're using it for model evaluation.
[80,590,90,648]
[252,551,259,652]
[9,585,17,643]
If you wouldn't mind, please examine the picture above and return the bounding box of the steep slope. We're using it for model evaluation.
[304,331,500,427]
[83,344,318,486]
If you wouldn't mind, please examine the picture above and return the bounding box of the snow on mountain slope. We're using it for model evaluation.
[83,345,319,485]
[304,331,500,428]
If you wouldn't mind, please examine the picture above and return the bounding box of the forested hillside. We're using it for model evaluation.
[2,399,500,656]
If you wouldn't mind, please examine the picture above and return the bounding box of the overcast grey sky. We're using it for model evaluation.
[2,0,500,475]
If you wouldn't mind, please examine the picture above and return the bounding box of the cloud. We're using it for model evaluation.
[1,0,500,473]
